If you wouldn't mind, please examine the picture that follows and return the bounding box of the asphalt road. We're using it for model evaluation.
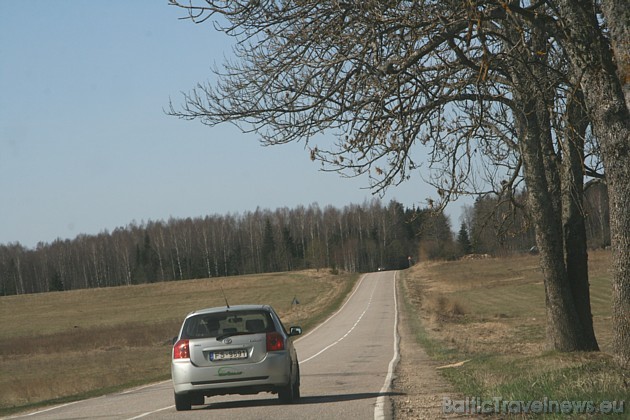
[7,271,399,420]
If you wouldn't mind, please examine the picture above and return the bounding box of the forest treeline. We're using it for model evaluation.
[1,184,609,296]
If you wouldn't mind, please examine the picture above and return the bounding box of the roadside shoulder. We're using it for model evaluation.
[391,272,469,419]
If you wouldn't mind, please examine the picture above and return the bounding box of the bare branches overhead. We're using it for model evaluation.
[168,0,567,201]
[167,0,630,365]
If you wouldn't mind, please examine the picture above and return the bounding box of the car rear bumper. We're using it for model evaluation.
[172,352,291,396]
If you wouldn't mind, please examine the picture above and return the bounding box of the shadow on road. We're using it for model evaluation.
[201,391,405,410]
[297,392,405,404]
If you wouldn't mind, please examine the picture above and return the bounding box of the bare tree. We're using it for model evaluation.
[167,0,628,363]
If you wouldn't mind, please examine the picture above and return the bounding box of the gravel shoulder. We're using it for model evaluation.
[390,273,472,419]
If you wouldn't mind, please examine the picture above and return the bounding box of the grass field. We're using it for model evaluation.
[0,270,359,415]
[400,249,628,418]
[4,252,626,417]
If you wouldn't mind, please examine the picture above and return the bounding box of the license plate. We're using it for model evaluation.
[210,349,248,361]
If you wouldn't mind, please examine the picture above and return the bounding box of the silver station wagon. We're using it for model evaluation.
[171,304,302,410]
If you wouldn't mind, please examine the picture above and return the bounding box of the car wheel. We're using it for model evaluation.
[174,392,192,411]
[278,367,299,403]
[278,381,294,403]
[292,365,301,399]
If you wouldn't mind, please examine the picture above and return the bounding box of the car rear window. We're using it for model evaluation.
[181,310,275,339]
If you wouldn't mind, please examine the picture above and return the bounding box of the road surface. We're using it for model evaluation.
[6,271,399,420]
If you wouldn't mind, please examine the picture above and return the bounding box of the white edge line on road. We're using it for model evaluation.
[125,405,175,420]
[3,401,81,419]
[374,271,399,420]
[119,380,170,395]
[4,381,173,419]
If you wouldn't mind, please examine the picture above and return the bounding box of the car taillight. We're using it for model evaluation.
[173,339,190,359]
[266,332,285,352]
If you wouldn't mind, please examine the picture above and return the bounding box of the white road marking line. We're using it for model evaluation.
[295,274,366,342]
[3,401,81,418]
[300,275,377,364]
[374,272,399,420]
[119,380,170,394]
[125,405,174,419]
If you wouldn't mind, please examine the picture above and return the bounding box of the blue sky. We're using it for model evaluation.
[1,1,467,249]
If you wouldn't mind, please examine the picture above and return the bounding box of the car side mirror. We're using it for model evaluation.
[289,326,302,336]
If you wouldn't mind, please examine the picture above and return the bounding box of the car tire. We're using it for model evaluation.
[278,366,300,403]
[174,392,192,411]
[278,382,294,403]
[292,365,301,400]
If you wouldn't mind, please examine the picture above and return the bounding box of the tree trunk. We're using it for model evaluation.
[554,0,630,367]
[561,88,599,350]
[516,94,590,351]
[583,65,630,366]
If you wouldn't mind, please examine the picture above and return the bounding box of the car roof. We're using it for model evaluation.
[185,304,273,318]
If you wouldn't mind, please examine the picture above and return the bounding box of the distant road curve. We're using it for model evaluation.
[6,271,399,420]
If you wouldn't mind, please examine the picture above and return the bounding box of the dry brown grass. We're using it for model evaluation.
[400,249,628,410]
[408,253,548,356]
[0,270,358,413]
[425,295,466,323]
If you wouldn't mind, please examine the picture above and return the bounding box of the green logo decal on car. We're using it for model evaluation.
[218,367,243,377]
